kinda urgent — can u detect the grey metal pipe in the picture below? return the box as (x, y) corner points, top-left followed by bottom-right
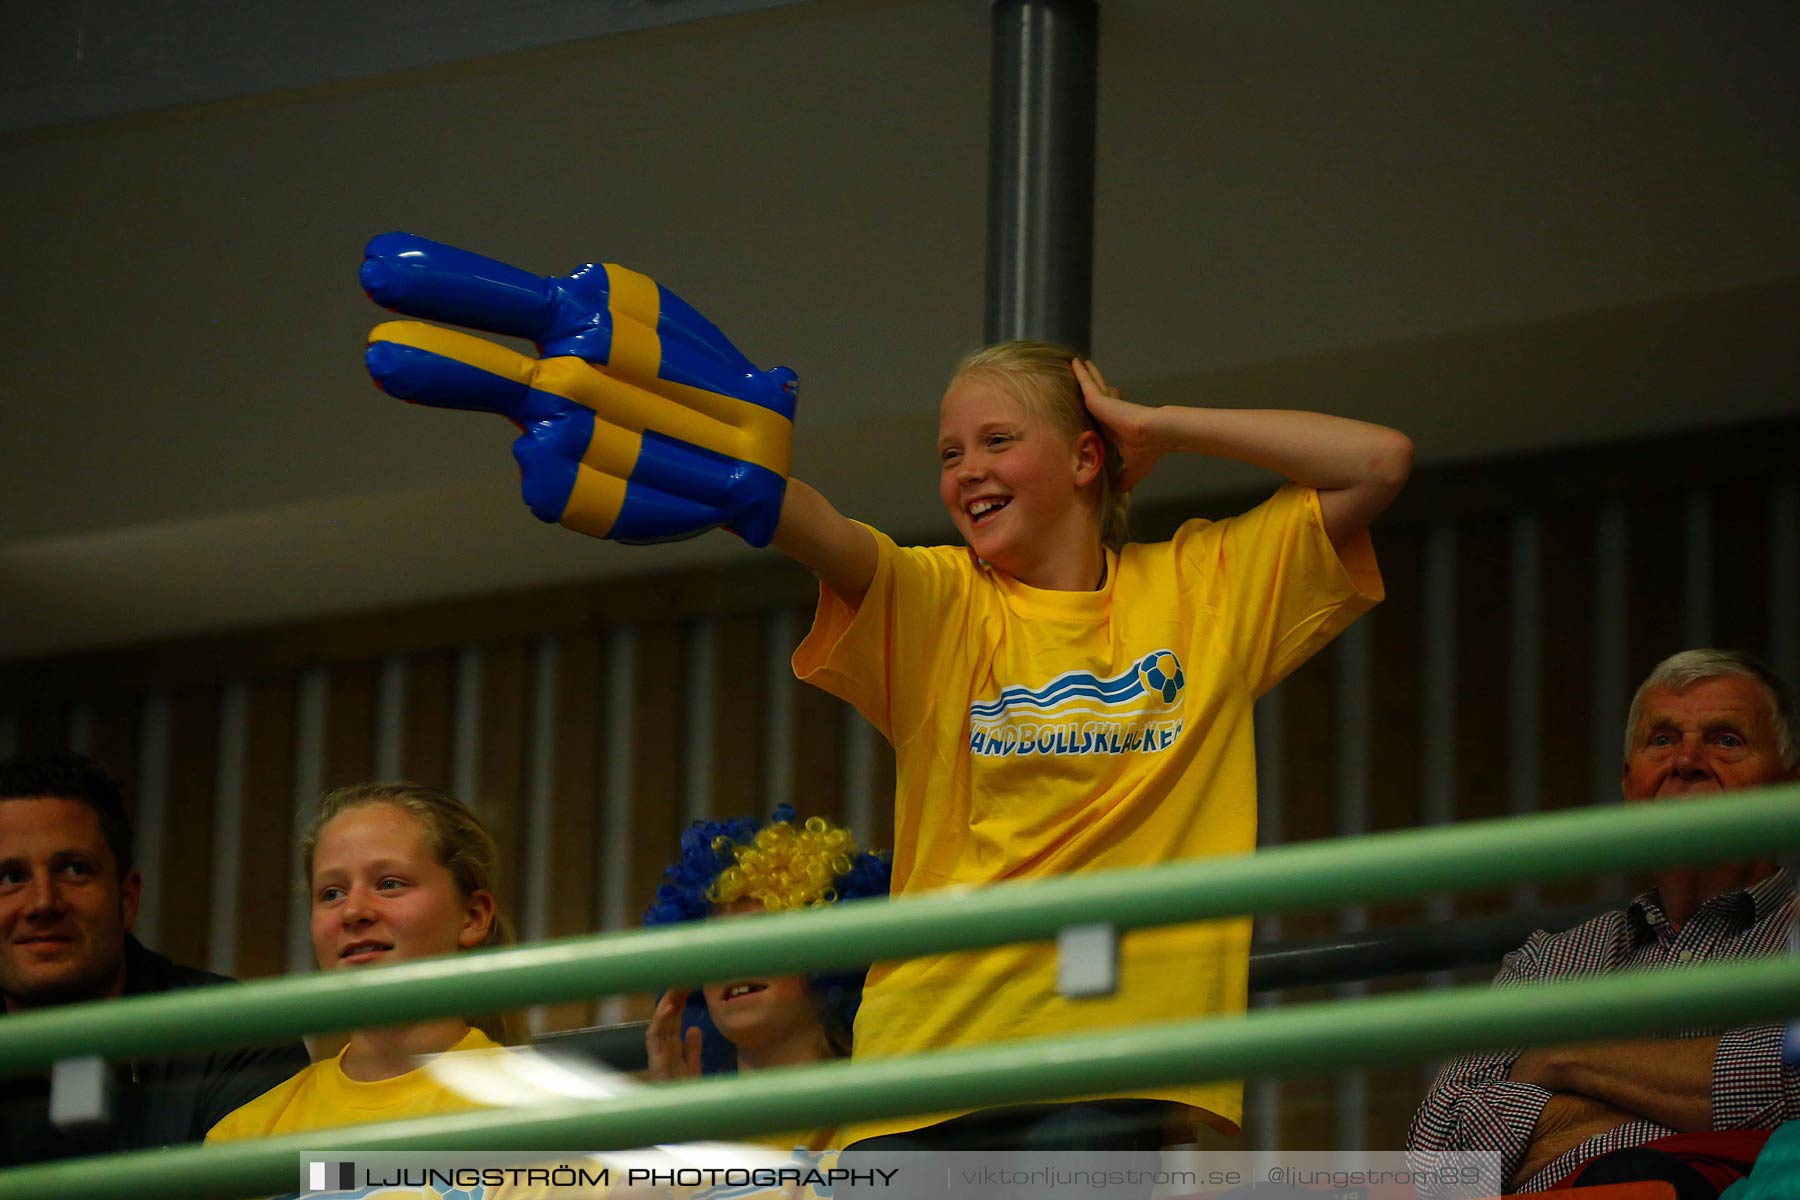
(985, 0), (1099, 349)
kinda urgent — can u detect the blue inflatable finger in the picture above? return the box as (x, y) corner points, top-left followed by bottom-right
(364, 340), (538, 421)
(511, 424), (735, 544)
(362, 232), (560, 342)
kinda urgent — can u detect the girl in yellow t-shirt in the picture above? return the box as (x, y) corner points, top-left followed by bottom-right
(641, 805), (891, 1154)
(207, 781), (515, 1143)
(768, 342), (1410, 1150)
(354, 239), (1411, 1149)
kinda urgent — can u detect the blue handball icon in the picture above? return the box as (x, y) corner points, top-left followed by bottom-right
(1137, 651), (1186, 706)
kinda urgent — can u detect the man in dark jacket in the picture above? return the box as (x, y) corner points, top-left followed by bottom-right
(0, 750), (309, 1164)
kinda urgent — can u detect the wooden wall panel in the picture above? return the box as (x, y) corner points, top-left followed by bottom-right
(1710, 478), (1774, 658)
(1624, 491), (1688, 686)
(1536, 504), (1602, 908)
(14, 704), (69, 754)
(1452, 515), (1515, 922)
(791, 684), (849, 826)
(624, 623), (687, 1021)
(323, 660), (377, 791)
(11, 416), (1795, 706)
(755, 601), (894, 847)
(542, 632), (605, 1031)
(476, 640), (530, 905)
(1361, 521), (1431, 1149)
(87, 696), (142, 829)
(1275, 654), (1340, 862)
(157, 687), (220, 969)
(629, 624), (688, 910)
(0, 555), (819, 707)
(787, 603), (847, 826)
(1272, 650), (1338, 1150)
(709, 614), (769, 821)
(1366, 522), (1427, 926)
(235, 677), (297, 979)
(401, 651), (455, 790)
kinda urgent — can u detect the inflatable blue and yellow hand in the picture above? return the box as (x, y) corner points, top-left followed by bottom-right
(361, 233), (795, 545)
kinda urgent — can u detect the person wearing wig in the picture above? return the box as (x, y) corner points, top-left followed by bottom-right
(642, 805), (890, 1150)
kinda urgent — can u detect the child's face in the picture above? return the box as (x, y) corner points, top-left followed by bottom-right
(309, 803), (492, 972)
(938, 372), (1089, 578)
(702, 899), (824, 1058)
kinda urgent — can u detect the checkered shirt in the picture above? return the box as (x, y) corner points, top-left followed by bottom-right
(1406, 869), (1798, 1192)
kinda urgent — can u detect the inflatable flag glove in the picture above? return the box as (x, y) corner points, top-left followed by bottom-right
(360, 232), (796, 546)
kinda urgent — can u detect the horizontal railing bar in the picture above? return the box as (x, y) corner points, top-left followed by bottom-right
(1, 783), (1794, 1075)
(5, 955), (1796, 1200)
(539, 900), (1621, 1072)
(1243, 899), (1617, 992)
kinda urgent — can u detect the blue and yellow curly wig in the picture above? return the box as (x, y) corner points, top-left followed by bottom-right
(642, 804), (890, 1073)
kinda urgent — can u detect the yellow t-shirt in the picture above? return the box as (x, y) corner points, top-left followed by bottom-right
(206, 1027), (503, 1142)
(750, 1127), (837, 1154)
(794, 484), (1382, 1142)
(208, 1029), (613, 1198)
(208, 1030), (829, 1197)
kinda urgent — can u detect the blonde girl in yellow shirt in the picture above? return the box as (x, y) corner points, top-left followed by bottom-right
(771, 343), (1411, 1150)
(207, 782), (513, 1142)
(360, 237), (1412, 1150)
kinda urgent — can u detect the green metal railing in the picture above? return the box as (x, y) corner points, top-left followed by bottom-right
(7, 957), (1800, 1200)
(3, 783), (1796, 1073)
(540, 898), (1627, 1074)
(1, 783), (1796, 1198)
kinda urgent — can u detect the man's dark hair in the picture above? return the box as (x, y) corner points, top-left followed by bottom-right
(0, 750), (134, 878)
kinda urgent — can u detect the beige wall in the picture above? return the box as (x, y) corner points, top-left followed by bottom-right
(3, 1), (1798, 657)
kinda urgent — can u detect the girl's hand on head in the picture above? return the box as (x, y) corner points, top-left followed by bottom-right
(1074, 359), (1163, 493)
(646, 987), (704, 1081)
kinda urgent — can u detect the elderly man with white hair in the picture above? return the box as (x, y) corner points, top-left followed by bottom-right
(1409, 649), (1800, 1197)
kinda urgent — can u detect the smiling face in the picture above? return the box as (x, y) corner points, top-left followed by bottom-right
(937, 372), (1103, 589)
(1621, 676), (1797, 803)
(701, 972), (818, 1051)
(308, 802), (493, 972)
(699, 899), (827, 1067)
(0, 797), (140, 1011)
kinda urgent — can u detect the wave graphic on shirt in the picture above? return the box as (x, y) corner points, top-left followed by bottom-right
(970, 650), (1186, 721)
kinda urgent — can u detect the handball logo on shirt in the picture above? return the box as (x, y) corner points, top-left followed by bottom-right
(968, 650), (1187, 758)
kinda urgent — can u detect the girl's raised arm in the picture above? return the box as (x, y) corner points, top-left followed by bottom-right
(1075, 359), (1413, 550)
(772, 479), (880, 606)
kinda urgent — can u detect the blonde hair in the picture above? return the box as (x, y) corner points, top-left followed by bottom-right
(710, 815), (864, 912)
(953, 340), (1131, 551)
(303, 781), (516, 1041)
